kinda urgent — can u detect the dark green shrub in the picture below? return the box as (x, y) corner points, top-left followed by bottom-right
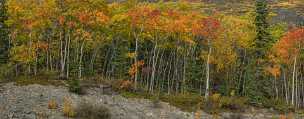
(76, 100), (111, 119)
(160, 93), (202, 112)
(203, 93), (221, 114)
(203, 94), (248, 113)
(219, 96), (248, 111)
(262, 98), (293, 112)
(111, 79), (134, 92)
(68, 79), (84, 95)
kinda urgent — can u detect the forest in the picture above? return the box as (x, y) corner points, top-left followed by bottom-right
(0, 0), (304, 115)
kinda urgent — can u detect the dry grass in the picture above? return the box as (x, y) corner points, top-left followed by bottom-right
(48, 99), (58, 109)
(63, 97), (75, 117)
(36, 111), (48, 119)
(76, 100), (111, 119)
(272, 1), (304, 8)
(194, 109), (202, 119)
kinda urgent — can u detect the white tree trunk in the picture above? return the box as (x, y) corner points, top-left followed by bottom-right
(292, 56), (297, 105)
(135, 36), (138, 89)
(78, 41), (85, 79)
(204, 46), (212, 100)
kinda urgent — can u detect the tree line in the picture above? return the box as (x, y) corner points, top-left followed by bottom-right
(1, 0), (304, 109)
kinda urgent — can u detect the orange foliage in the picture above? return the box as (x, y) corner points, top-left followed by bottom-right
(128, 60), (145, 78)
(128, 5), (160, 28)
(58, 16), (65, 26)
(265, 65), (281, 77)
(274, 28), (304, 63)
(33, 42), (49, 51)
(120, 80), (134, 91)
(96, 11), (109, 24)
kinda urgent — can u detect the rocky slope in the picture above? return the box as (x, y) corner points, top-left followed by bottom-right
(0, 83), (300, 119)
(0, 83), (195, 119)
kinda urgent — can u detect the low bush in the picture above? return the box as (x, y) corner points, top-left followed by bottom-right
(14, 76), (64, 86)
(220, 96), (248, 111)
(203, 94), (248, 113)
(194, 109), (202, 119)
(48, 99), (58, 109)
(121, 91), (153, 99)
(203, 93), (221, 114)
(160, 93), (202, 112)
(262, 98), (293, 112)
(68, 79), (84, 95)
(76, 100), (111, 119)
(63, 97), (76, 117)
(111, 79), (134, 92)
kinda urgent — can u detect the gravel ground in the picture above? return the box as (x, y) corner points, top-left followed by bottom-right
(0, 83), (302, 119)
(0, 83), (195, 119)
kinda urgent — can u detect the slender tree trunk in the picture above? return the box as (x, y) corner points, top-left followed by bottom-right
(60, 31), (65, 77)
(182, 50), (187, 94)
(66, 33), (70, 78)
(34, 54), (37, 75)
(275, 76), (278, 100)
(205, 41), (212, 101)
(292, 56), (297, 105)
(150, 42), (158, 93)
(78, 41), (85, 79)
(134, 36), (139, 90)
(284, 69), (288, 104)
(296, 70), (298, 108)
(167, 51), (173, 94)
(15, 64), (18, 76)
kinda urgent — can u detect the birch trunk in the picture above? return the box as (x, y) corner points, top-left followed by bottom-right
(205, 46), (212, 100)
(78, 41), (85, 79)
(292, 56), (297, 105)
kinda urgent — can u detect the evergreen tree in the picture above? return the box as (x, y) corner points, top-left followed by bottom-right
(254, 0), (272, 58)
(249, 0), (273, 102)
(0, 0), (9, 64)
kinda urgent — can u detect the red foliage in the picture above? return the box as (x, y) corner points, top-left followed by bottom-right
(192, 17), (221, 38)
(275, 28), (304, 62)
(58, 16), (65, 26)
(78, 11), (91, 24)
(128, 6), (161, 29)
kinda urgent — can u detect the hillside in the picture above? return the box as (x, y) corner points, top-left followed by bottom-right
(202, 0), (304, 24)
(0, 0), (304, 118)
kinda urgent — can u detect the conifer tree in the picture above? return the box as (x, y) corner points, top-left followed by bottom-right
(0, 0), (9, 64)
(254, 0), (272, 58)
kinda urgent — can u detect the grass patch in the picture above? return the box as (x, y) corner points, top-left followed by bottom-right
(121, 91), (202, 112)
(262, 98), (294, 113)
(120, 89), (250, 113)
(160, 93), (202, 112)
(121, 91), (153, 99)
(76, 100), (111, 119)
(14, 76), (65, 86)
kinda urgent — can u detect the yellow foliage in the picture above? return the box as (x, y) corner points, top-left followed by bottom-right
(265, 65), (281, 78)
(127, 52), (136, 58)
(211, 93), (221, 102)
